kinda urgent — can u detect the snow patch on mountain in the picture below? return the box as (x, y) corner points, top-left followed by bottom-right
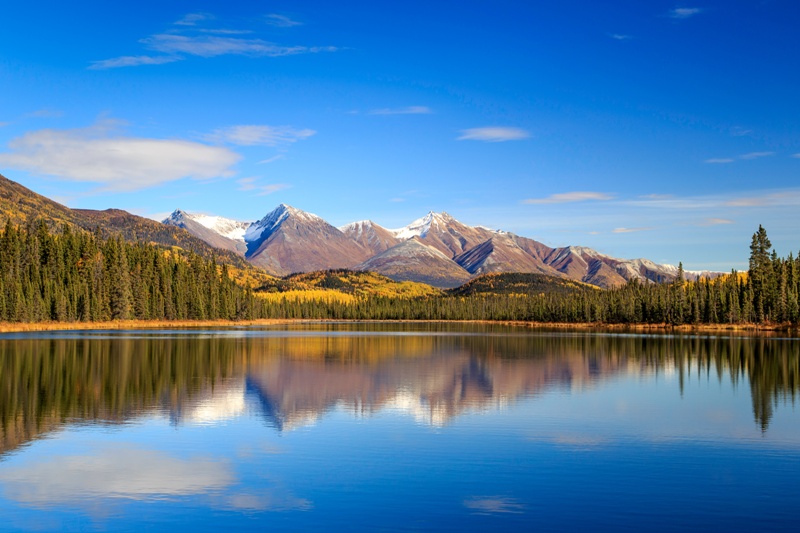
(163, 210), (251, 242)
(244, 204), (324, 243)
(190, 214), (250, 242)
(339, 220), (374, 238)
(390, 211), (455, 239)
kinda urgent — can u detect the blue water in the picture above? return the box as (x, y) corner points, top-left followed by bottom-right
(0, 324), (798, 531)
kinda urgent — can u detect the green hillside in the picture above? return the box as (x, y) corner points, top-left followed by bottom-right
(449, 272), (594, 297)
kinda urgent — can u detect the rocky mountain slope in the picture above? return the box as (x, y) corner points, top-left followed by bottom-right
(164, 204), (699, 288)
(356, 237), (473, 288)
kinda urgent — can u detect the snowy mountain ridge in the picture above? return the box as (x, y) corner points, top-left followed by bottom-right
(163, 204), (718, 287)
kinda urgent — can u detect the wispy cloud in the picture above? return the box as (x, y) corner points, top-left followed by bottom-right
(739, 151), (775, 160)
(0, 120), (240, 191)
(89, 55), (180, 69)
(174, 13), (213, 26)
(237, 178), (290, 196)
(0, 122), (9, 128)
(793, 154), (800, 159)
(91, 14), (336, 69)
(669, 7), (702, 19)
(724, 198), (768, 207)
(613, 227), (654, 233)
(207, 125), (315, 146)
(142, 34), (336, 58)
(698, 217), (734, 226)
(609, 34), (633, 40)
(258, 154), (285, 164)
(457, 127), (530, 142)
(199, 28), (254, 35)
(705, 152), (775, 164)
(522, 192), (614, 205)
(729, 126), (752, 137)
(265, 14), (303, 27)
(628, 189), (800, 210)
(369, 106), (433, 116)
(28, 109), (63, 118)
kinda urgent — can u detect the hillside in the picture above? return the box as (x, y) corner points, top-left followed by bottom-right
(449, 272), (594, 297)
(356, 238), (473, 288)
(0, 173), (264, 279)
(257, 269), (442, 299)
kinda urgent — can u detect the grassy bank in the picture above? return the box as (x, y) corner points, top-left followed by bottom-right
(0, 319), (797, 335)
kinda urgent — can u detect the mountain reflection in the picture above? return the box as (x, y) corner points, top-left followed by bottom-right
(1, 329), (799, 454)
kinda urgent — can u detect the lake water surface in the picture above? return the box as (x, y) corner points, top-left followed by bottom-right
(0, 323), (799, 531)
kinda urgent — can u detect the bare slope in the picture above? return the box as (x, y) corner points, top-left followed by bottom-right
(244, 204), (371, 276)
(356, 238), (472, 288)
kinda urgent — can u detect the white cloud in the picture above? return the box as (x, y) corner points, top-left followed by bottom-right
(200, 29), (254, 35)
(237, 178), (290, 196)
(704, 152), (775, 164)
(0, 122), (9, 127)
(142, 34), (336, 58)
(28, 109), (63, 118)
(457, 127), (530, 142)
(265, 14), (303, 27)
(258, 154), (285, 164)
(0, 448), (233, 505)
(89, 55), (179, 69)
(369, 106), (433, 115)
(739, 151), (775, 160)
(175, 13), (213, 26)
(628, 189), (800, 210)
(207, 125), (315, 146)
(698, 218), (734, 226)
(0, 120), (240, 191)
(669, 7), (702, 19)
(522, 192), (614, 204)
(609, 34), (633, 40)
(724, 198), (768, 207)
(613, 227), (654, 233)
(92, 17), (337, 69)
(793, 153), (800, 159)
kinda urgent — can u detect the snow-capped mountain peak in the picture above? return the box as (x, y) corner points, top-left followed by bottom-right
(163, 209), (250, 242)
(339, 220), (374, 237)
(244, 204), (325, 243)
(390, 211), (455, 239)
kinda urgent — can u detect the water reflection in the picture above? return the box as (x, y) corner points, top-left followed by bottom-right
(1, 328), (799, 456)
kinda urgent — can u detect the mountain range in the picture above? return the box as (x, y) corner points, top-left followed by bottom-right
(0, 172), (713, 290)
(164, 205), (711, 288)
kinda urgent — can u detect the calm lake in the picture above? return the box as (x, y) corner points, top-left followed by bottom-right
(0, 323), (799, 531)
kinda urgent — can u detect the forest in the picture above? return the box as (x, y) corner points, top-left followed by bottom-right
(0, 220), (797, 326)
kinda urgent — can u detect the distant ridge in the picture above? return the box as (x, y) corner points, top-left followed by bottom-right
(162, 203), (713, 288)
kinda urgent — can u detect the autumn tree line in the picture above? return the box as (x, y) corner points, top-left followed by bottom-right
(0, 221), (797, 325)
(0, 220), (264, 322)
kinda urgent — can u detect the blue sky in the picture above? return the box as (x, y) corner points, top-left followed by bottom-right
(1, 0), (799, 270)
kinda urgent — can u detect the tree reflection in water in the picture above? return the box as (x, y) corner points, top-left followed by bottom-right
(1, 327), (797, 454)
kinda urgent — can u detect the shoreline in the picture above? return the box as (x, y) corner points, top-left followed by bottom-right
(0, 318), (797, 335)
